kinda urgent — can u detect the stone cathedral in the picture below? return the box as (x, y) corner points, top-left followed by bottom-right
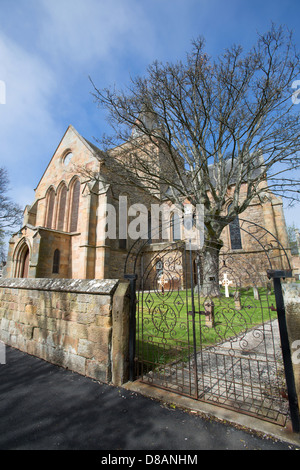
(4, 124), (290, 282)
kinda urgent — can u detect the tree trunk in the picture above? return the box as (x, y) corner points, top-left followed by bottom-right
(196, 239), (222, 298)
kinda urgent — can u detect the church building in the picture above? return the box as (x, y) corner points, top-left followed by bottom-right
(4, 124), (290, 283)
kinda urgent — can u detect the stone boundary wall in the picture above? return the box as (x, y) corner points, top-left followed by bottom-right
(0, 278), (130, 385)
(283, 283), (300, 411)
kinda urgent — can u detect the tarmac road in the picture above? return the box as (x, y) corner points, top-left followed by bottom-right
(0, 346), (299, 451)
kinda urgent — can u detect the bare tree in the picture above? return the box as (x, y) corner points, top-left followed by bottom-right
(89, 24), (300, 294)
(0, 167), (23, 259)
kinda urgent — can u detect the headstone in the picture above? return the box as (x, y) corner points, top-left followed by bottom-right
(204, 301), (215, 328)
(266, 281), (273, 295)
(253, 286), (260, 301)
(234, 290), (242, 310)
(219, 273), (233, 298)
(157, 274), (168, 294)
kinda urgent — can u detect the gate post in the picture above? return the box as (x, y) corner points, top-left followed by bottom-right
(267, 269), (300, 433)
(124, 273), (138, 382)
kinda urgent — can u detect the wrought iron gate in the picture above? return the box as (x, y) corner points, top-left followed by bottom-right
(124, 220), (300, 430)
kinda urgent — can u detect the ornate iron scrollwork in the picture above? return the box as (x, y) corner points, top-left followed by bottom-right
(127, 220), (292, 427)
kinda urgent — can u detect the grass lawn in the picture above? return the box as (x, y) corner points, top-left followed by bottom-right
(136, 286), (278, 367)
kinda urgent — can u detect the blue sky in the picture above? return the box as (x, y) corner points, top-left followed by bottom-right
(0, 0), (299, 231)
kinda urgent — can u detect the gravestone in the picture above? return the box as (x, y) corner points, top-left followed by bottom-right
(219, 273), (232, 298)
(234, 290), (242, 310)
(157, 274), (168, 294)
(266, 281), (273, 295)
(253, 286), (260, 301)
(204, 301), (215, 328)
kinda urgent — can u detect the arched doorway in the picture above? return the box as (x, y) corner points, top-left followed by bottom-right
(14, 241), (30, 279)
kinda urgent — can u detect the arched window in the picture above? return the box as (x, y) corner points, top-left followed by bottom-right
(171, 212), (181, 241)
(46, 188), (55, 229)
(70, 179), (80, 232)
(156, 258), (163, 277)
(52, 249), (60, 274)
(57, 185), (67, 231)
(63, 151), (73, 166)
(228, 204), (242, 250)
(21, 246), (30, 278)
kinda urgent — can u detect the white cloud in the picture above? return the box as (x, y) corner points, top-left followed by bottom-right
(0, 1), (156, 211)
(0, 32), (61, 205)
(0, 34), (55, 127)
(38, 0), (157, 68)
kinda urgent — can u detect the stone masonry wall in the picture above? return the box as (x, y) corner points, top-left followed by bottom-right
(0, 278), (130, 385)
(283, 283), (300, 412)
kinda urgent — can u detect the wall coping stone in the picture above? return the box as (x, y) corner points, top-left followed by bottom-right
(0, 278), (119, 295)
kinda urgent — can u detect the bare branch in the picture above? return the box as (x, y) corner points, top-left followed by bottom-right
(87, 24), (300, 240)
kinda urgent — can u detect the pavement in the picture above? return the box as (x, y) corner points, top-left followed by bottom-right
(0, 346), (299, 451)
